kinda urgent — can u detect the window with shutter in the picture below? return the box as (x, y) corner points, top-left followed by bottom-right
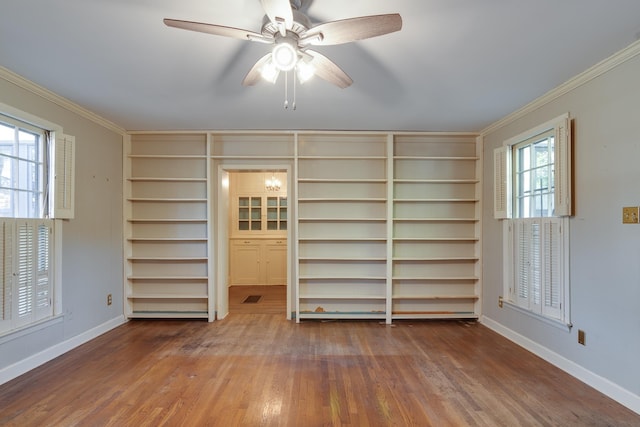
(0, 103), (67, 335)
(495, 114), (571, 325)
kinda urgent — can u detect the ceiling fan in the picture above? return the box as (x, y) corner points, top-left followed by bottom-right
(164, 0), (402, 89)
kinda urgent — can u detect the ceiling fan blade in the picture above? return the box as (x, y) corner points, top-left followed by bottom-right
(300, 14), (402, 46)
(164, 19), (269, 42)
(306, 50), (352, 88)
(242, 53), (272, 86)
(260, 0), (293, 30)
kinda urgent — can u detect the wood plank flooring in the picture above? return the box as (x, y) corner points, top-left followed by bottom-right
(1, 291), (638, 426)
(228, 285), (287, 315)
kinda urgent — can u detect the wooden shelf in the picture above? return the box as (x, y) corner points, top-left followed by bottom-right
(298, 198), (387, 202)
(128, 294), (208, 299)
(128, 257), (208, 262)
(394, 156), (479, 161)
(127, 218), (206, 223)
(298, 156), (386, 160)
(129, 312), (209, 319)
(127, 237), (208, 242)
(299, 295), (386, 300)
(393, 199), (479, 203)
(128, 177), (206, 182)
(298, 218), (387, 222)
(298, 178), (387, 183)
(129, 154), (207, 159)
(127, 276), (208, 280)
(299, 276), (387, 281)
(127, 198), (207, 203)
(392, 276), (479, 281)
(393, 179), (479, 184)
(393, 218), (478, 222)
(392, 295), (479, 300)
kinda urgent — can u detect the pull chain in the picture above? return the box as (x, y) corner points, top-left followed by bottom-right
(284, 71), (289, 109)
(293, 69), (297, 110)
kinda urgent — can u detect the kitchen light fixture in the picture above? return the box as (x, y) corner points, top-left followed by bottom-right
(265, 176), (282, 191)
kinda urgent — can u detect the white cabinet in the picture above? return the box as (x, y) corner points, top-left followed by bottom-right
(229, 239), (287, 285)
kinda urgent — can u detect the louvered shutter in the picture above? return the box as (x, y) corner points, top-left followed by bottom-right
(514, 220), (530, 308)
(530, 220), (542, 313)
(0, 221), (13, 325)
(16, 222), (35, 326)
(53, 133), (75, 219)
(493, 146), (510, 219)
(34, 222), (51, 321)
(554, 117), (572, 216)
(542, 219), (562, 319)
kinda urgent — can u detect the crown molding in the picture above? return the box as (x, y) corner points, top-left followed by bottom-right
(481, 39), (640, 136)
(0, 66), (126, 136)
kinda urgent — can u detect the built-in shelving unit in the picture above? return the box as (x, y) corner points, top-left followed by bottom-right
(124, 133), (211, 319)
(391, 134), (480, 320)
(124, 131), (480, 323)
(296, 134), (389, 321)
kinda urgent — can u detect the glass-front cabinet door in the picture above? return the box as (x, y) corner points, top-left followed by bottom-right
(238, 196), (262, 231)
(267, 196), (287, 231)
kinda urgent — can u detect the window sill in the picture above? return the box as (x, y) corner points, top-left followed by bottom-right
(0, 315), (64, 345)
(503, 300), (572, 332)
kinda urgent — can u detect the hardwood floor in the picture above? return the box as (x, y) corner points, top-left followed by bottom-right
(228, 285), (287, 315)
(1, 294), (638, 426)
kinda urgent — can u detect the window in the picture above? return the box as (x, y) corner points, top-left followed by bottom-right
(494, 114), (571, 325)
(0, 116), (47, 218)
(0, 105), (75, 335)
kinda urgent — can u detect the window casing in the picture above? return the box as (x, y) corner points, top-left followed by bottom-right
(0, 105), (74, 335)
(494, 114), (571, 325)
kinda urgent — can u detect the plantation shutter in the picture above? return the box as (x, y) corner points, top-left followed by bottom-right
(16, 222), (35, 327)
(493, 146), (510, 219)
(53, 133), (75, 219)
(14, 220), (53, 328)
(554, 117), (572, 216)
(0, 221), (14, 325)
(530, 220), (542, 313)
(543, 219), (562, 319)
(514, 220), (530, 308)
(34, 223), (51, 321)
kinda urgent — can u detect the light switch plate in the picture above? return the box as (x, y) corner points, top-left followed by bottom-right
(622, 206), (639, 224)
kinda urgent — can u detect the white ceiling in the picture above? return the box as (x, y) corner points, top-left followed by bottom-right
(2, 0), (640, 132)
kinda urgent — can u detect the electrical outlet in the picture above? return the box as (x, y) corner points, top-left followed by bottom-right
(578, 329), (586, 345)
(622, 206), (639, 224)
(498, 296), (503, 308)
(107, 294), (112, 306)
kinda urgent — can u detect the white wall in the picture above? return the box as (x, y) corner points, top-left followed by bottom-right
(0, 70), (125, 378)
(481, 46), (640, 410)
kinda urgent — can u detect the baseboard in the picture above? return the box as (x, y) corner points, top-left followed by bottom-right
(0, 315), (126, 386)
(480, 315), (640, 415)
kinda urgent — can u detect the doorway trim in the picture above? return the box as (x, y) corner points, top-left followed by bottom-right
(215, 164), (292, 320)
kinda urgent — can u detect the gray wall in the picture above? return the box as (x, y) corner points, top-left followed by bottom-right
(0, 76), (124, 370)
(482, 53), (640, 396)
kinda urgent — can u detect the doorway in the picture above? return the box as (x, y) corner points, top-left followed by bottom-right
(216, 168), (290, 317)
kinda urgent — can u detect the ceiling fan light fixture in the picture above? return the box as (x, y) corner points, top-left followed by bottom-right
(260, 59), (280, 83)
(272, 39), (298, 71)
(296, 60), (315, 84)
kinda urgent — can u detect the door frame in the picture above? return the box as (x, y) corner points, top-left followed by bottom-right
(215, 164), (292, 320)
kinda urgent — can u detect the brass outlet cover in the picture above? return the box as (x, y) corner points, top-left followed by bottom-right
(622, 206), (639, 224)
(578, 329), (586, 345)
